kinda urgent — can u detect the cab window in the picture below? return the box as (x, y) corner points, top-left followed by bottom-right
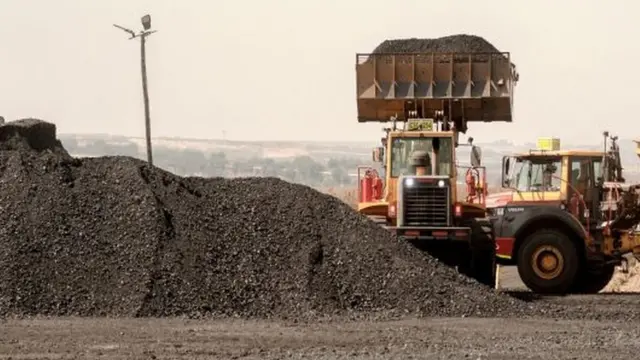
(390, 137), (453, 177)
(514, 157), (562, 192)
(437, 138), (453, 176)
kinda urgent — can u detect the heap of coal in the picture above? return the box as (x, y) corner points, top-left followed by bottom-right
(0, 119), (549, 320)
(369, 34), (514, 67)
(372, 34), (501, 54)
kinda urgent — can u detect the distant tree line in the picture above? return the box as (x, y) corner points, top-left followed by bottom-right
(61, 138), (365, 187)
(60, 137), (640, 188)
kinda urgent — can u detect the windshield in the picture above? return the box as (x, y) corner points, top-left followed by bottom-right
(390, 137), (453, 177)
(513, 157), (562, 192)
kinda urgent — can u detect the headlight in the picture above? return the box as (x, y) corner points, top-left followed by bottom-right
(437, 180), (445, 187)
(405, 178), (415, 187)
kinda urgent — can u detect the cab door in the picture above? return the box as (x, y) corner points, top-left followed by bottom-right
(567, 156), (596, 224)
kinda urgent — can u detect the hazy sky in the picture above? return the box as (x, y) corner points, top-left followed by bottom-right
(0, 0), (636, 144)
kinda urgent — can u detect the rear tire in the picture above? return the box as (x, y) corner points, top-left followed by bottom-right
(571, 263), (616, 294)
(517, 229), (579, 294)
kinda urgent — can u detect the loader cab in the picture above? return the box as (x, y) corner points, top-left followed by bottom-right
(360, 118), (483, 224)
(358, 121), (456, 222)
(501, 149), (604, 223)
(378, 119), (456, 221)
(389, 135), (454, 178)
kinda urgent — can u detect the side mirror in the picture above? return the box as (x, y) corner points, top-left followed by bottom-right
(470, 145), (482, 167)
(372, 147), (384, 162)
(502, 157), (511, 188)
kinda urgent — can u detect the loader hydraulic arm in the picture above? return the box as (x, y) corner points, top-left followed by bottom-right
(603, 183), (640, 232)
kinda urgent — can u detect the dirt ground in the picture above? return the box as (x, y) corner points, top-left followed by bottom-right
(2, 314), (640, 360)
(3, 266), (640, 359)
(0, 268), (640, 360)
(4, 266), (640, 360)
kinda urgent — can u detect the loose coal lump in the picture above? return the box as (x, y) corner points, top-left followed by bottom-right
(0, 119), (550, 320)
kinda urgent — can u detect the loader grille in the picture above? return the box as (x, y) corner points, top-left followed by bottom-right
(401, 179), (450, 227)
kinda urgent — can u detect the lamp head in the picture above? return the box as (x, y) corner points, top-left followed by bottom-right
(141, 14), (151, 31)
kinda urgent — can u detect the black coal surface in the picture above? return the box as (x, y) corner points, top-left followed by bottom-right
(372, 34), (501, 54)
(368, 34), (515, 66)
(0, 119), (559, 320)
(134, 170), (533, 319)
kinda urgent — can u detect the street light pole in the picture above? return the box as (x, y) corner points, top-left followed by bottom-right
(139, 33), (153, 166)
(114, 15), (157, 166)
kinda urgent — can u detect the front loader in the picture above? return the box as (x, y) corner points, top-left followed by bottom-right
(488, 133), (640, 294)
(354, 49), (519, 286)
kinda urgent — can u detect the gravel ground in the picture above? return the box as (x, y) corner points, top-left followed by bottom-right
(2, 312), (640, 360)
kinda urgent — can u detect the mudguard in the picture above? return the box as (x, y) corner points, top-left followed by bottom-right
(493, 204), (587, 260)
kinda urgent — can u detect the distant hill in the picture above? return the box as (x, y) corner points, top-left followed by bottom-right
(57, 134), (640, 186)
(59, 134), (372, 162)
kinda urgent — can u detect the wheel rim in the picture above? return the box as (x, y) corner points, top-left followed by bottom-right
(531, 245), (564, 280)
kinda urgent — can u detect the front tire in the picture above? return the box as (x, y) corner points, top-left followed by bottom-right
(517, 229), (579, 294)
(459, 218), (496, 288)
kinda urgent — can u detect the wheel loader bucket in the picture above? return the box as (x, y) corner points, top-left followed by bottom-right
(356, 52), (517, 123)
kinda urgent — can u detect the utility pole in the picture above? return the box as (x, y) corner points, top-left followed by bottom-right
(114, 15), (157, 166)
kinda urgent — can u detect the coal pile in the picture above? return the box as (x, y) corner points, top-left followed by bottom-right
(0, 119), (545, 320)
(369, 34), (514, 66)
(0, 128), (166, 316)
(372, 34), (501, 54)
(134, 171), (535, 319)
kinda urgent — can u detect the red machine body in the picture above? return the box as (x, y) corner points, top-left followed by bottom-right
(372, 175), (383, 200)
(466, 171), (477, 197)
(462, 167), (487, 206)
(359, 168), (383, 203)
(361, 175), (373, 202)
